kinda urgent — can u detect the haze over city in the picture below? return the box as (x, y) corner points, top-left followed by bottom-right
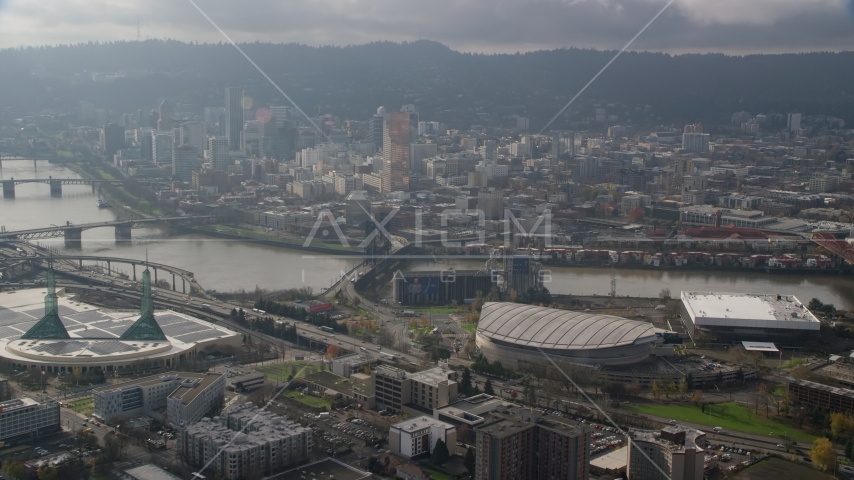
(2, 1), (854, 480)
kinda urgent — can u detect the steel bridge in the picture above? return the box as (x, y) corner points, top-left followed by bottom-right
(1, 176), (126, 197)
(811, 232), (854, 264)
(0, 216), (214, 246)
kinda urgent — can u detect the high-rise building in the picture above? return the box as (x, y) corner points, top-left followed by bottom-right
(172, 145), (201, 181)
(681, 132), (710, 153)
(137, 128), (154, 162)
(627, 426), (706, 480)
(157, 99), (173, 131)
(372, 365), (458, 413)
(180, 122), (207, 153)
(152, 131), (174, 166)
(475, 410), (590, 480)
(241, 120), (262, 156)
(369, 106), (386, 150)
(478, 191), (503, 220)
(683, 123), (703, 133)
(207, 136), (230, 171)
(788, 113), (802, 132)
(409, 143), (438, 174)
(225, 87), (245, 151)
(101, 123), (126, 158)
(382, 112), (410, 194)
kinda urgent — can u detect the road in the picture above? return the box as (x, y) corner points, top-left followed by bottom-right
(59, 407), (174, 464)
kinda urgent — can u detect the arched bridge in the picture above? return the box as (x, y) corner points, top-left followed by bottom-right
(0, 216), (214, 246)
(811, 232), (854, 264)
(1, 177), (125, 197)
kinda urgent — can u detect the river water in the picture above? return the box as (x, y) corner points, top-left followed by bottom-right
(4, 161), (854, 308)
(0, 161), (358, 293)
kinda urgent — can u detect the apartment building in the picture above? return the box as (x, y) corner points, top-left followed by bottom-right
(372, 365), (458, 413)
(389, 416), (456, 459)
(179, 402), (312, 480)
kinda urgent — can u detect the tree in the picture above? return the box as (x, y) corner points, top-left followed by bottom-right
(658, 288), (671, 301)
(37, 466), (58, 480)
(810, 438), (836, 472)
(2, 461), (25, 480)
(326, 344), (341, 358)
(690, 390), (703, 405)
(432, 439), (450, 466)
(460, 368), (473, 395)
(484, 379), (495, 395)
(651, 380), (661, 400)
(464, 447), (476, 474)
(678, 377), (689, 397)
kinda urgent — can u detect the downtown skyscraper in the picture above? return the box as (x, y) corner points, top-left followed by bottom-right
(224, 87), (244, 151)
(382, 112), (410, 194)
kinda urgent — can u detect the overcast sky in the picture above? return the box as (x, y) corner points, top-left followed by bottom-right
(1, 0), (853, 54)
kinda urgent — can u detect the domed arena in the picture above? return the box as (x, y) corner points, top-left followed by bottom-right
(475, 302), (661, 368)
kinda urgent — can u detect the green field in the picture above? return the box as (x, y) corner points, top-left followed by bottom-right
(625, 402), (818, 443)
(255, 362), (321, 382)
(69, 397), (95, 415)
(284, 390), (332, 409)
(462, 323), (477, 334)
(424, 467), (451, 480)
(409, 307), (463, 315)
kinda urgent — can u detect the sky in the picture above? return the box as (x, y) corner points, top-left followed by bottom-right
(1, 0), (853, 54)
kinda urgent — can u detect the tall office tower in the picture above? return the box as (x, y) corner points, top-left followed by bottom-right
(225, 87), (244, 151)
(180, 122), (207, 153)
(152, 131), (174, 166)
(552, 132), (562, 162)
(681, 132), (710, 153)
(788, 113), (802, 132)
(172, 145), (201, 181)
(101, 123), (126, 158)
(269, 106), (289, 127)
(382, 112), (410, 194)
(401, 104), (419, 142)
(207, 136), (230, 171)
(369, 106), (386, 150)
(241, 120), (262, 156)
(149, 110), (160, 130)
(683, 123), (703, 133)
(157, 99), (173, 131)
(137, 128), (154, 162)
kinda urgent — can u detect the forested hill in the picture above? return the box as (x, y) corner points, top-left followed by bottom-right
(2, 39), (852, 129)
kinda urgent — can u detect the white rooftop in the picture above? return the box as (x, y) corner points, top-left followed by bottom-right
(681, 292), (820, 331)
(390, 415), (454, 434)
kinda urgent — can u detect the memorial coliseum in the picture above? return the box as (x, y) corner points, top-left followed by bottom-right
(476, 302), (662, 368)
(0, 269), (240, 374)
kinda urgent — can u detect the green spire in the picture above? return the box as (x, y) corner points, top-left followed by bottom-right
(119, 267), (167, 341)
(21, 270), (71, 340)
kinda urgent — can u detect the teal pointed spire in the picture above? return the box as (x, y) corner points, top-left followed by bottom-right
(119, 265), (166, 341)
(21, 269), (71, 340)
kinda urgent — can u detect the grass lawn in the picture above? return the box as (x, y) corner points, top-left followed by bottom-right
(410, 306), (463, 315)
(423, 468), (451, 480)
(284, 390), (332, 409)
(69, 397), (95, 415)
(461, 323), (477, 334)
(625, 402), (818, 443)
(255, 362), (320, 382)
(777, 359), (807, 370)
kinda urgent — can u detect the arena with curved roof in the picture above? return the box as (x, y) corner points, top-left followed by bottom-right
(476, 302), (662, 368)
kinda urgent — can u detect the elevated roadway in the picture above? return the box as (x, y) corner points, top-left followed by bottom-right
(0, 216), (213, 246)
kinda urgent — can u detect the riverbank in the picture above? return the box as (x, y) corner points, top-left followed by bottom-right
(172, 225), (365, 256)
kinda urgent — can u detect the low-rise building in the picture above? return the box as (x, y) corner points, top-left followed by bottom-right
(389, 415), (456, 459)
(627, 426), (706, 480)
(93, 372), (225, 427)
(787, 377), (854, 414)
(0, 398), (60, 444)
(332, 353), (375, 378)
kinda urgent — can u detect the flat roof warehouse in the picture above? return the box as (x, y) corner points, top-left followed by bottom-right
(680, 292), (820, 330)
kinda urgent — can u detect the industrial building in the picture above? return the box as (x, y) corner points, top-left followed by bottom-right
(628, 426), (706, 480)
(392, 270), (493, 305)
(389, 416), (456, 459)
(93, 372), (225, 427)
(476, 302), (661, 368)
(179, 402), (312, 480)
(0, 398), (60, 444)
(680, 292), (820, 345)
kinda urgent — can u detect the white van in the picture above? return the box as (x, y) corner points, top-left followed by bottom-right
(360, 347), (367, 352)
(713, 427), (723, 432)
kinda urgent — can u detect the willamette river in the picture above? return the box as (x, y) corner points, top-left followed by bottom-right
(4, 160), (854, 307)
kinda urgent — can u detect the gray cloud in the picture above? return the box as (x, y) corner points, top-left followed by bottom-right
(0, 0), (852, 53)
